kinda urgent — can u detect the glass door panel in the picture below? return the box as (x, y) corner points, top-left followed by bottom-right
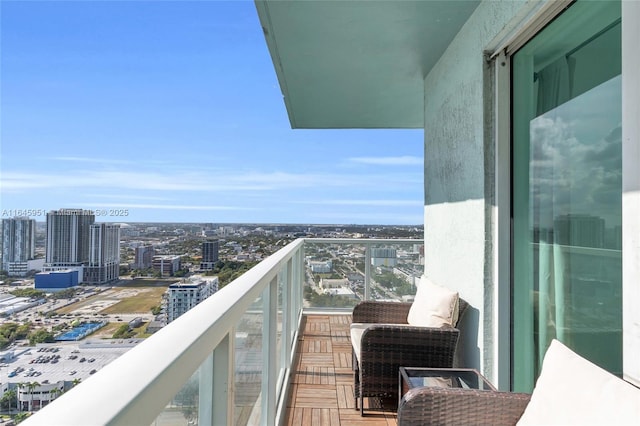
(512, 0), (622, 392)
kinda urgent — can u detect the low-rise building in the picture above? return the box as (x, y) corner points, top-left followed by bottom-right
(0, 294), (42, 316)
(166, 276), (219, 323)
(308, 260), (332, 273)
(319, 278), (349, 291)
(152, 255), (181, 277)
(35, 269), (80, 291)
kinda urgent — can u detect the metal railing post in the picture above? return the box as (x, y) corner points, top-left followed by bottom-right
(364, 243), (372, 301)
(262, 277), (278, 425)
(201, 332), (233, 426)
(283, 259), (292, 374)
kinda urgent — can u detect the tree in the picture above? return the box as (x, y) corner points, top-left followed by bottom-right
(53, 387), (64, 399)
(16, 383), (25, 412)
(16, 324), (30, 339)
(50, 288), (77, 299)
(0, 335), (10, 350)
(10, 289), (45, 299)
(13, 411), (29, 424)
(1, 388), (16, 412)
(112, 324), (134, 339)
(28, 329), (55, 346)
(25, 382), (39, 411)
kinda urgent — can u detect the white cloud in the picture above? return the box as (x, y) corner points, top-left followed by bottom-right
(82, 194), (171, 201)
(49, 156), (134, 165)
(81, 203), (252, 211)
(296, 199), (421, 207)
(348, 156), (422, 166)
(1, 168), (421, 193)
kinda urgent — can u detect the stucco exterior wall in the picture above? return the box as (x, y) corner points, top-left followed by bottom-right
(422, 0), (528, 382)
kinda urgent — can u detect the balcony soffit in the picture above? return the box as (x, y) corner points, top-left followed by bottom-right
(255, 0), (480, 129)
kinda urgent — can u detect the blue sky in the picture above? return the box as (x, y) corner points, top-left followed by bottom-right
(0, 1), (423, 225)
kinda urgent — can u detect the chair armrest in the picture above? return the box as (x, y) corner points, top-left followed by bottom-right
(352, 301), (412, 324)
(360, 324), (460, 369)
(398, 387), (531, 426)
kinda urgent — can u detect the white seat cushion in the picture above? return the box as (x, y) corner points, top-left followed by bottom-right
(350, 323), (369, 363)
(517, 339), (640, 425)
(350, 323), (413, 362)
(407, 276), (459, 328)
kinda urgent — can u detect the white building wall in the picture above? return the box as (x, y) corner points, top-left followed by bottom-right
(622, 0), (640, 387)
(422, 0), (528, 387)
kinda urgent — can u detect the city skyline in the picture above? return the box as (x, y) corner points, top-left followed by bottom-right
(0, 1), (423, 225)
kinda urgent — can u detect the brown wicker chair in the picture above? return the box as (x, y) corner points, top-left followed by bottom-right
(351, 299), (468, 415)
(397, 386), (531, 425)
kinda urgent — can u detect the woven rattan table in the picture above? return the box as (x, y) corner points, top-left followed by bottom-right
(397, 367), (530, 425)
(399, 367), (496, 407)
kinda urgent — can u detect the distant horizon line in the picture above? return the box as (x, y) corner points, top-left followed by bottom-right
(27, 221), (423, 228)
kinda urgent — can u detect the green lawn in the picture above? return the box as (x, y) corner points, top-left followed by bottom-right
(55, 286), (167, 315)
(100, 287), (167, 314)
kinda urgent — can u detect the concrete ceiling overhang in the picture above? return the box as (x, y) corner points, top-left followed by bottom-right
(255, 0), (480, 129)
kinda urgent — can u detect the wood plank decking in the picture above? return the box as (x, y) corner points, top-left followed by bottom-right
(284, 314), (397, 426)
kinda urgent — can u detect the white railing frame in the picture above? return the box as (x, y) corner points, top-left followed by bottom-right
(22, 238), (421, 426)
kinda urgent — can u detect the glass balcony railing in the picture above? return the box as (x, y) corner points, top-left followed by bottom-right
(22, 238), (422, 426)
(303, 238), (424, 309)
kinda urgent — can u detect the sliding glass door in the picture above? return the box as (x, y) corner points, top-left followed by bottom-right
(512, 1), (622, 391)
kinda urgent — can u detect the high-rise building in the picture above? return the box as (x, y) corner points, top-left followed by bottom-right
(166, 276), (219, 323)
(200, 240), (219, 270)
(134, 245), (155, 270)
(1, 217), (36, 276)
(84, 223), (121, 285)
(44, 209), (95, 269)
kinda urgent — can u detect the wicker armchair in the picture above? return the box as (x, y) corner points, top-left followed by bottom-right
(397, 387), (531, 425)
(351, 299), (468, 415)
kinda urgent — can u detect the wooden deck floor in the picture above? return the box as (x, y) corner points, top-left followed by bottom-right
(284, 314), (397, 426)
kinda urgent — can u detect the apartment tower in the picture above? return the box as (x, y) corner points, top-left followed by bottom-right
(1, 217), (36, 276)
(45, 209), (95, 268)
(134, 245), (155, 270)
(84, 223), (121, 284)
(200, 239), (219, 270)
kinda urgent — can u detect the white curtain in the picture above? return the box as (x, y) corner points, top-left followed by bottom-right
(532, 55), (574, 368)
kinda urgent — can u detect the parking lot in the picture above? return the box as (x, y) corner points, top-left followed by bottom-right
(1, 340), (140, 386)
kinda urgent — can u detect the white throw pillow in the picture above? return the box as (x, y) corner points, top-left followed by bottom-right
(406, 276), (459, 327)
(517, 339), (640, 425)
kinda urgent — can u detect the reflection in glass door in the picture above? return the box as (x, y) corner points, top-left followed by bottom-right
(512, 1), (622, 392)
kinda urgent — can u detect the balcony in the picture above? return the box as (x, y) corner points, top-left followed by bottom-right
(23, 238), (420, 425)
